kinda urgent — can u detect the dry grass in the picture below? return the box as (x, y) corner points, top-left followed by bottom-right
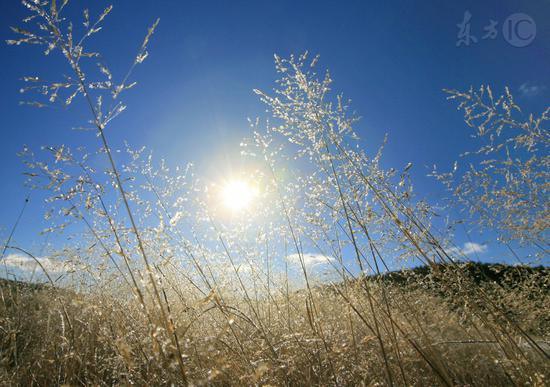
(1, 265), (548, 386)
(2, 2), (549, 386)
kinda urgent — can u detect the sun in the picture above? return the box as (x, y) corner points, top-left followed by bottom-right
(220, 179), (258, 212)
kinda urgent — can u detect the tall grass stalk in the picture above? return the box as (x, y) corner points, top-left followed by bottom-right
(2, 2), (548, 386)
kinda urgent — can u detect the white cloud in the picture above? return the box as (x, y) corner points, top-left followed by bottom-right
(519, 82), (545, 98)
(286, 253), (335, 268)
(447, 242), (487, 257)
(2, 253), (73, 274)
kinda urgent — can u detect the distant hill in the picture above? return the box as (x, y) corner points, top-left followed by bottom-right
(373, 261), (549, 292)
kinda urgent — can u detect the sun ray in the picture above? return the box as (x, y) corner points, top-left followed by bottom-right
(219, 179), (258, 212)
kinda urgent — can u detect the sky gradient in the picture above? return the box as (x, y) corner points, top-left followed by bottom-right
(0, 0), (548, 264)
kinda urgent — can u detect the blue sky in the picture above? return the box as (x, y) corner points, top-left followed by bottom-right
(0, 0), (548, 266)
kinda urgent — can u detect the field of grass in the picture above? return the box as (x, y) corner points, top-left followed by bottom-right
(1, 1), (549, 386)
(1, 263), (548, 385)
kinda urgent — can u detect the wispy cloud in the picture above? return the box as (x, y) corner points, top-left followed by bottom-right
(447, 242), (487, 257)
(519, 82), (545, 98)
(2, 253), (73, 274)
(286, 253), (335, 268)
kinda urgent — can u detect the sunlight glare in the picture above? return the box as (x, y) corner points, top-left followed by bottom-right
(220, 179), (258, 212)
